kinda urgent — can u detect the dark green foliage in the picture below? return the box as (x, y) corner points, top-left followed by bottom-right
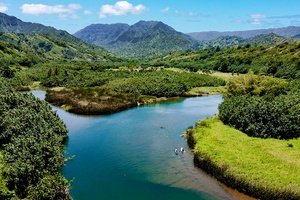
(0, 79), (70, 199)
(219, 76), (300, 139)
(104, 70), (225, 97)
(219, 93), (300, 139)
(1, 66), (14, 78)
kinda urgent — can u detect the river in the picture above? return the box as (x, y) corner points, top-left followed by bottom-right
(32, 90), (244, 200)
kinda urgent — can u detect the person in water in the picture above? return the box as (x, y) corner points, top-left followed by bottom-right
(180, 147), (184, 152)
(174, 149), (179, 154)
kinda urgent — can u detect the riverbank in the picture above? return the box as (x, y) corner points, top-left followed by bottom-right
(45, 86), (224, 115)
(184, 117), (300, 200)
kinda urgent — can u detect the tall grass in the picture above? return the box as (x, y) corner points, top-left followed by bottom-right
(45, 87), (157, 115)
(184, 117), (300, 199)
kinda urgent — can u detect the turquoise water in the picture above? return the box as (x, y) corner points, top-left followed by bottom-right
(32, 91), (237, 200)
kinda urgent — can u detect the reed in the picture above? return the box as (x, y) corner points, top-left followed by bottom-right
(45, 87), (158, 115)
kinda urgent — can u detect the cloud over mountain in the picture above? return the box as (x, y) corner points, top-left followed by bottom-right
(99, 1), (146, 18)
(0, 3), (8, 13)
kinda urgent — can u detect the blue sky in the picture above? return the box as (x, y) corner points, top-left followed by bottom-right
(1, 0), (300, 34)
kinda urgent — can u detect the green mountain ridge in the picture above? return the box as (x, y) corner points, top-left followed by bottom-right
(74, 20), (197, 58)
(0, 12), (115, 61)
(187, 26), (300, 41)
(192, 33), (300, 49)
(73, 23), (130, 47)
(75, 20), (300, 58)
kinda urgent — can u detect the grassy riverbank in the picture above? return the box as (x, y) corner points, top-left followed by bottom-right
(45, 85), (225, 115)
(184, 117), (300, 200)
(43, 70), (225, 115)
(45, 87), (157, 115)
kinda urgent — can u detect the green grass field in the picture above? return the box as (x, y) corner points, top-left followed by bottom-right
(184, 86), (225, 96)
(185, 117), (300, 199)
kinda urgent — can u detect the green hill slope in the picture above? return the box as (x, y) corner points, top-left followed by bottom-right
(0, 12), (114, 61)
(149, 41), (300, 79)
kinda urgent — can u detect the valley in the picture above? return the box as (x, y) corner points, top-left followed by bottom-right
(0, 11), (299, 200)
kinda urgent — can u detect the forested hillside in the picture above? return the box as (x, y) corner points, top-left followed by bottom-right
(190, 33), (299, 50)
(187, 25), (300, 41)
(0, 12), (113, 60)
(150, 42), (300, 79)
(0, 32), (113, 64)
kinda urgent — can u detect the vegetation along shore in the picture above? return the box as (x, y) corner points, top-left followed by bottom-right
(44, 69), (225, 115)
(184, 74), (300, 199)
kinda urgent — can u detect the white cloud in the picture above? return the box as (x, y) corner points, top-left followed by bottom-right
(59, 13), (79, 20)
(21, 3), (82, 15)
(99, 1), (146, 18)
(84, 10), (92, 15)
(188, 12), (198, 17)
(58, 13), (68, 20)
(0, 3), (8, 12)
(161, 7), (169, 13)
(174, 10), (182, 15)
(250, 14), (266, 24)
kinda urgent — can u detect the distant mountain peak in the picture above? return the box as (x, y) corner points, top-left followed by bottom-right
(74, 20), (197, 58)
(73, 23), (130, 45)
(187, 26), (300, 41)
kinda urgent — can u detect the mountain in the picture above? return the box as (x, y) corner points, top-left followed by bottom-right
(244, 33), (298, 46)
(74, 23), (130, 47)
(74, 20), (197, 58)
(188, 26), (300, 41)
(0, 12), (63, 34)
(0, 12), (113, 59)
(192, 33), (299, 49)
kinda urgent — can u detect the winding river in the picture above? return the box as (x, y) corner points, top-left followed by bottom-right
(32, 90), (244, 200)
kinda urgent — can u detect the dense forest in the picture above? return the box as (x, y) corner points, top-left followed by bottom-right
(0, 79), (70, 199)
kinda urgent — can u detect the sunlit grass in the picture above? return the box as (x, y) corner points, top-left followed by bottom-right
(186, 117), (300, 198)
(184, 86), (225, 96)
(210, 71), (236, 81)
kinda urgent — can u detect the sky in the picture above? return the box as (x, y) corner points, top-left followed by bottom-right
(1, 0), (300, 34)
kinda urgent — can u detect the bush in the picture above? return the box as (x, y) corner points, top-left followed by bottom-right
(219, 92), (300, 139)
